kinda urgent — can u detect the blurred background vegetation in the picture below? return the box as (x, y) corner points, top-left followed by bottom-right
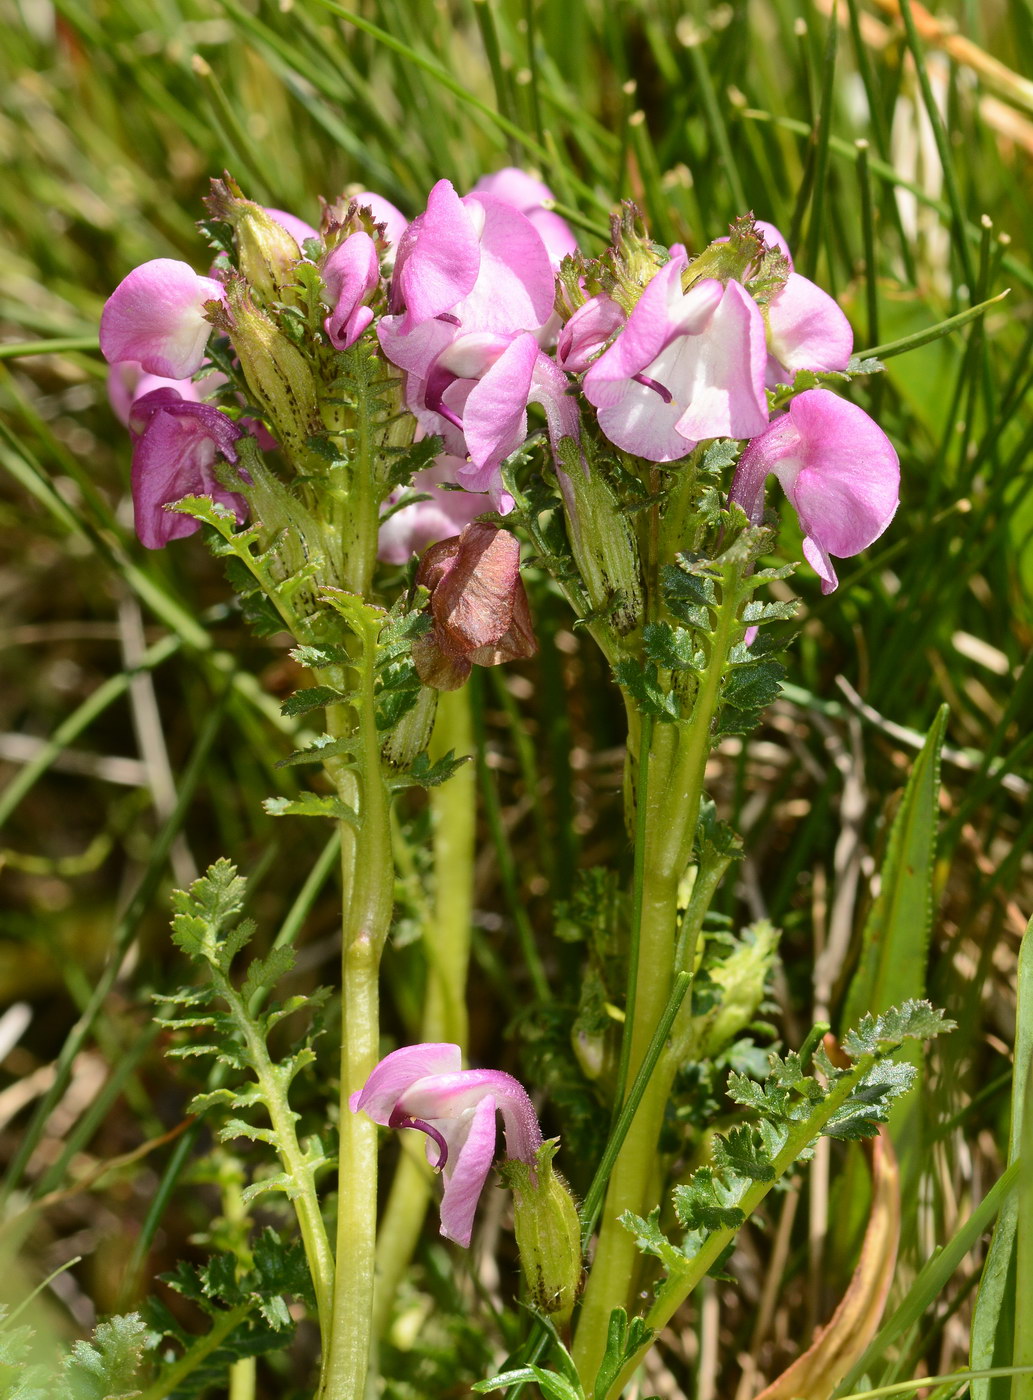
(0, 0), (1030, 1395)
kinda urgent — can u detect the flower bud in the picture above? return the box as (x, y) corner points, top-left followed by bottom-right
(501, 1139), (582, 1331)
(381, 684), (438, 769)
(210, 276), (319, 466)
(206, 174), (308, 305)
(555, 439), (643, 634)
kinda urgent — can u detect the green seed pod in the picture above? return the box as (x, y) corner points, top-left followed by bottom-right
(501, 1139), (583, 1332)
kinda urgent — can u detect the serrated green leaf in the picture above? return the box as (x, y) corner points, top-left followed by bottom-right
(620, 1208), (693, 1275)
(61, 1313), (153, 1400)
(263, 793), (358, 823)
(387, 748), (471, 792)
(275, 733), (361, 769)
(841, 1001), (955, 1057)
(673, 1167), (746, 1231)
(712, 1125), (775, 1181)
(721, 658), (785, 711)
(613, 659), (680, 720)
(280, 685), (346, 717)
(643, 621), (697, 670)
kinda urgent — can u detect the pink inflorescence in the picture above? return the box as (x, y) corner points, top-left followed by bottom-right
(100, 179), (897, 590)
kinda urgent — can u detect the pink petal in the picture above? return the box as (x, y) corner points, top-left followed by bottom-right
(767, 272), (853, 375)
(377, 458), (489, 564)
(470, 167), (578, 266)
(438, 1094), (498, 1246)
(730, 389), (899, 594)
(349, 1042), (462, 1122)
(461, 332), (539, 477)
(129, 390), (244, 550)
(323, 232), (380, 349)
(670, 279), (769, 442)
(100, 259), (223, 379)
(460, 193), (557, 333)
(394, 179), (481, 330)
(107, 362), (207, 427)
(556, 294), (626, 373)
(583, 251), (690, 399)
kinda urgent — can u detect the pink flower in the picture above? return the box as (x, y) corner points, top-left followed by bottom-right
(377, 457), (489, 564)
(469, 167), (578, 267)
(107, 361), (213, 428)
(321, 231), (380, 349)
(100, 259), (224, 379)
(128, 388), (247, 550)
(728, 388), (899, 593)
(379, 178), (555, 379)
(556, 294), (626, 373)
(351, 1043), (543, 1247)
(582, 247), (769, 461)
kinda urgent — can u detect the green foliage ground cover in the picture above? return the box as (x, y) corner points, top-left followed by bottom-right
(0, 0), (1031, 1396)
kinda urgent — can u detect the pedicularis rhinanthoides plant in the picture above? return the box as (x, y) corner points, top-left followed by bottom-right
(88, 169), (950, 1400)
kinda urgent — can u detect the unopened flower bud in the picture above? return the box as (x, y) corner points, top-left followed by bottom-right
(210, 276), (319, 466)
(502, 1139), (583, 1332)
(206, 174), (308, 304)
(411, 523), (537, 691)
(555, 439), (643, 634)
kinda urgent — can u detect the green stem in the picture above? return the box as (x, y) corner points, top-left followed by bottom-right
(372, 687), (476, 1337)
(572, 565), (743, 1390)
(322, 613), (394, 1400)
(134, 1303), (253, 1400)
(220, 978), (335, 1352)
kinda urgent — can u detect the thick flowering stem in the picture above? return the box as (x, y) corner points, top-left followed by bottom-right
(573, 562), (744, 1391)
(321, 609), (393, 1400)
(372, 687), (476, 1335)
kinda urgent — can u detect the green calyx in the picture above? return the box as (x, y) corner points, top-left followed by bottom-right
(502, 1139), (583, 1332)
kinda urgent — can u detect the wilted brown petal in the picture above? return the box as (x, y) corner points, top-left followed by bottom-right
(413, 524), (537, 690)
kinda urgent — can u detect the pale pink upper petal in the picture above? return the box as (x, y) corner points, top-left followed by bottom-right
(671, 279), (769, 442)
(471, 167), (578, 265)
(348, 1042), (462, 1121)
(100, 259), (223, 379)
(460, 193), (557, 333)
(437, 1094), (498, 1246)
(766, 272), (853, 375)
(394, 179), (481, 330)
